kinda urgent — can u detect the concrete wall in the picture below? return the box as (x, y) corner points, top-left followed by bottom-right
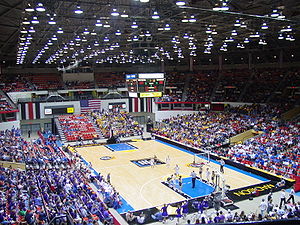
(155, 110), (198, 122)
(0, 120), (20, 131)
(0, 161), (26, 170)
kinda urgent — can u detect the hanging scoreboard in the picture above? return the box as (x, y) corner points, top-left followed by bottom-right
(125, 73), (165, 98)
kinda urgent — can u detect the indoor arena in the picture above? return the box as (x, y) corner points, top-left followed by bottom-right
(0, 1), (300, 225)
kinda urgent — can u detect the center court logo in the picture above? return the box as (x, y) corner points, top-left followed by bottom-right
(100, 156), (114, 160)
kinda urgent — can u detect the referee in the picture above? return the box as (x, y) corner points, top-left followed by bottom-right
(191, 171), (197, 188)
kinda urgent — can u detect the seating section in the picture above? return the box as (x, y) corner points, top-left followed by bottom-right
(219, 122), (300, 178)
(270, 69), (300, 103)
(58, 115), (100, 142)
(186, 71), (218, 102)
(65, 81), (95, 89)
(0, 130), (114, 224)
(241, 69), (284, 103)
(212, 69), (250, 102)
(0, 95), (14, 112)
(95, 72), (125, 88)
(0, 75), (33, 92)
(162, 72), (186, 101)
(28, 74), (64, 90)
(92, 111), (143, 138)
(1, 68), (299, 105)
(154, 104), (300, 179)
(153, 111), (263, 149)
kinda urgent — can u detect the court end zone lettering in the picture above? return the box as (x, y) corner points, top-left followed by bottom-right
(233, 184), (275, 197)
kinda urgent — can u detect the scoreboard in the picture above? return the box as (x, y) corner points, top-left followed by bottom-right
(126, 73), (165, 98)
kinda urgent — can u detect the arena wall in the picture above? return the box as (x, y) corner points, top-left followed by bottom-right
(0, 120), (20, 131)
(154, 110), (198, 122)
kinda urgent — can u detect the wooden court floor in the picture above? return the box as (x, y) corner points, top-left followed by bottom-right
(76, 140), (264, 211)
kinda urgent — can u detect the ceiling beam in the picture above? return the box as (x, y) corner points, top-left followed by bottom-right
(180, 6), (297, 24)
(0, 30), (18, 53)
(0, 0), (23, 20)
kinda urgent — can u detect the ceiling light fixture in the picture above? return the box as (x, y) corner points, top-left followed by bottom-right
(25, 4), (35, 12)
(121, 11), (129, 18)
(131, 22), (138, 28)
(74, 5), (83, 14)
(261, 22), (268, 30)
(115, 30), (121, 35)
(31, 16), (39, 24)
(176, 0), (186, 6)
(213, 0), (229, 11)
(36, 3), (46, 12)
(48, 17), (56, 25)
(57, 28), (64, 34)
(189, 15), (196, 22)
(111, 8), (119, 16)
(152, 11), (160, 19)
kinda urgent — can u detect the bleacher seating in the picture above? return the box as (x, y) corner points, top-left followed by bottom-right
(28, 73), (64, 90)
(58, 115), (100, 142)
(0, 75), (33, 92)
(65, 81), (95, 89)
(0, 95), (14, 112)
(212, 69), (251, 102)
(186, 71), (218, 102)
(95, 72), (125, 88)
(0, 130), (114, 224)
(92, 111), (143, 138)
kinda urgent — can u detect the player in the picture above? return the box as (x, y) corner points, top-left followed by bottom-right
(219, 159), (225, 173)
(174, 164), (180, 176)
(199, 165), (203, 180)
(178, 176), (183, 191)
(165, 155), (170, 168)
(205, 168), (211, 183)
(150, 157), (155, 168)
(211, 170), (216, 185)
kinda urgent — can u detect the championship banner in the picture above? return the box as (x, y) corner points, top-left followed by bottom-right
(19, 102), (41, 120)
(128, 97), (153, 113)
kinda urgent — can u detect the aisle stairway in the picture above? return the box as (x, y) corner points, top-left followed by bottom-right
(55, 118), (66, 142)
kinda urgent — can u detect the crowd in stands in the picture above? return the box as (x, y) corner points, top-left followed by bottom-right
(153, 110), (268, 149)
(0, 75), (33, 92)
(241, 69), (284, 103)
(0, 97), (14, 112)
(154, 104), (299, 179)
(1, 68), (299, 105)
(0, 128), (116, 224)
(185, 71), (218, 102)
(160, 72), (186, 102)
(212, 69), (251, 102)
(91, 111), (143, 138)
(181, 200), (300, 224)
(216, 121), (300, 178)
(58, 115), (100, 142)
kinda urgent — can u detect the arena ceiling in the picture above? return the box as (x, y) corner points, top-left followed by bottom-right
(0, 0), (299, 67)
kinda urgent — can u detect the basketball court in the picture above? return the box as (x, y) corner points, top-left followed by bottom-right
(76, 139), (268, 213)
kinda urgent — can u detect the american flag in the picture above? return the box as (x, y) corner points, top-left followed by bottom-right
(80, 99), (101, 113)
